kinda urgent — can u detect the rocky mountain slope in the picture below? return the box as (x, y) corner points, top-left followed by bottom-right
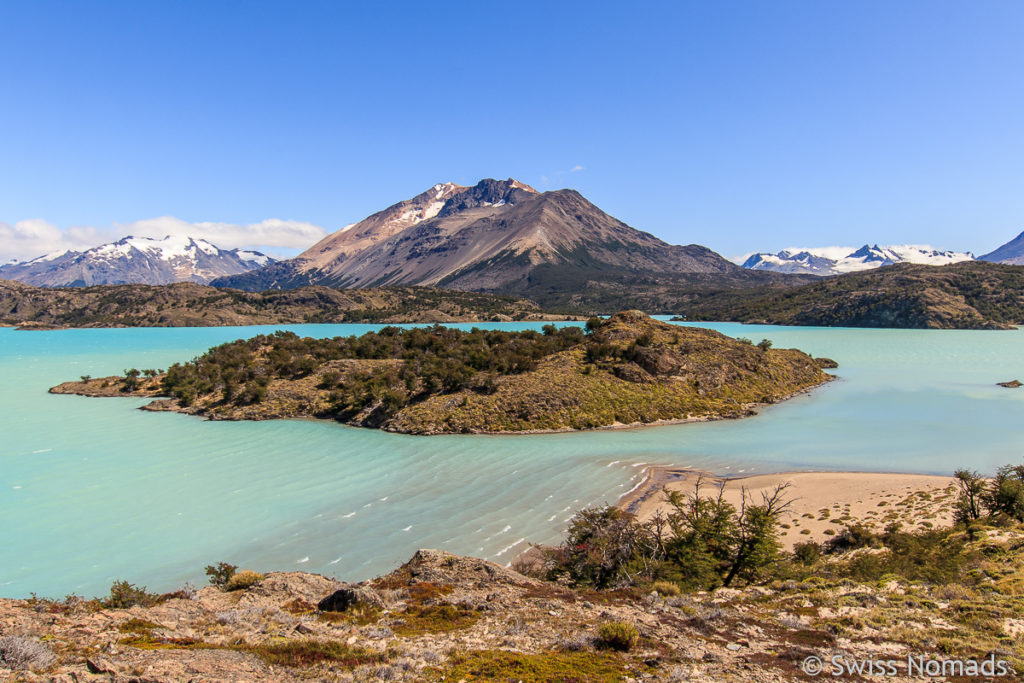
(0, 235), (273, 286)
(980, 230), (1024, 265)
(743, 244), (974, 276)
(679, 261), (1024, 329)
(51, 311), (833, 434)
(213, 179), (793, 307)
(0, 280), (563, 328)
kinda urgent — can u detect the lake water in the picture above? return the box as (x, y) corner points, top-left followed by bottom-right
(2, 320), (1022, 598)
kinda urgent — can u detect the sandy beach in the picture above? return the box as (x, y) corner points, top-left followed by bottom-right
(620, 467), (958, 549)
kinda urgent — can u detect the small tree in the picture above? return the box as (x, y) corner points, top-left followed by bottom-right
(544, 506), (660, 589)
(722, 483), (791, 586)
(756, 339), (773, 351)
(122, 368), (142, 391)
(205, 562), (238, 589)
(984, 465), (1024, 522)
(953, 469), (986, 524)
(662, 476), (791, 589)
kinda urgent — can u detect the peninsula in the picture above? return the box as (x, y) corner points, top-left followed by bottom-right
(50, 311), (834, 434)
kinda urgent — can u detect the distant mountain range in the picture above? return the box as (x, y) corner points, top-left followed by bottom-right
(0, 235), (273, 286)
(743, 230), (1024, 276)
(212, 178), (788, 308)
(742, 244), (975, 276)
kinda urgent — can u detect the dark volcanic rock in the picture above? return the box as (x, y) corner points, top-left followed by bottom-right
(317, 584), (386, 612)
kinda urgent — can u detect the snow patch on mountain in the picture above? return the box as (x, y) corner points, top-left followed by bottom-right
(742, 244), (974, 276)
(0, 235), (276, 286)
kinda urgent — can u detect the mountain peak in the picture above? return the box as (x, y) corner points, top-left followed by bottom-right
(435, 178), (537, 219)
(979, 230), (1024, 265)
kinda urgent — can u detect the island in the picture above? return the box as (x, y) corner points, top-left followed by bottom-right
(50, 311), (834, 434)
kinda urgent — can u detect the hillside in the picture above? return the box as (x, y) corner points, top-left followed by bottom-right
(213, 179), (802, 307)
(51, 311), (833, 434)
(2, 475), (1021, 681)
(679, 261), (1024, 329)
(0, 280), (563, 328)
(0, 235), (272, 286)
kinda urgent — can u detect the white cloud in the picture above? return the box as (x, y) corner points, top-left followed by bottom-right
(0, 216), (328, 262)
(570, 165), (585, 172)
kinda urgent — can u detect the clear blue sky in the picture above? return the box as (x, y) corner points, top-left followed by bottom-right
(2, 0), (1022, 260)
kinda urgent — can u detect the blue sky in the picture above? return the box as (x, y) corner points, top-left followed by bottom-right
(1, 1), (1022, 261)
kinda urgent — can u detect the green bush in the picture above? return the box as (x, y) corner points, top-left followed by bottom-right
(793, 541), (822, 566)
(103, 581), (161, 608)
(205, 562), (238, 589)
(650, 580), (680, 597)
(596, 621), (638, 651)
(225, 570), (263, 591)
(985, 465), (1024, 521)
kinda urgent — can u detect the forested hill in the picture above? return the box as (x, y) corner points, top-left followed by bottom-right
(51, 311), (833, 434)
(678, 261), (1024, 330)
(0, 280), (566, 328)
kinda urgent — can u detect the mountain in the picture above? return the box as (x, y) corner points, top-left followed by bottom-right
(213, 178), (788, 307)
(0, 235), (274, 287)
(742, 244), (974, 276)
(680, 261), (1024, 329)
(979, 230), (1024, 265)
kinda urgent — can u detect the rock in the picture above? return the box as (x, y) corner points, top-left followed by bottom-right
(726, 643), (742, 651)
(814, 357), (839, 369)
(317, 584), (385, 612)
(85, 657), (117, 674)
(997, 379), (1022, 388)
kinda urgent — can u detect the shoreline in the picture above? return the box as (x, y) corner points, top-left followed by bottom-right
(615, 465), (958, 549)
(51, 374), (837, 436)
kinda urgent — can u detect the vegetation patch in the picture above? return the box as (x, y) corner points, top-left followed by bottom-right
(243, 638), (385, 669)
(391, 603), (479, 636)
(431, 649), (627, 682)
(596, 622), (639, 651)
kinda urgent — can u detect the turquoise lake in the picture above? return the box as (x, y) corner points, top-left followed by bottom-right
(2, 320), (1022, 598)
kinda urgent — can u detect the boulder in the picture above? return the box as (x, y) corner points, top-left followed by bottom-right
(317, 584), (385, 612)
(997, 380), (1022, 388)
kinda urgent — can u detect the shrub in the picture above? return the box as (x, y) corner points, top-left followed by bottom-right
(205, 562), (238, 589)
(756, 339), (773, 351)
(825, 524), (879, 553)
(225, 570), (263, 591)
(103, 580), (161, 608)
(0, 636), (56, 671)
(650, 580), (681, 597)
(596, 621), (638, 651)
(793, 541), (822, 566)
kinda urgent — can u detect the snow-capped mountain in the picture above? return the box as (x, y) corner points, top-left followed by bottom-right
(742, 244), (974, 276)
(0, 235), (275, 287)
